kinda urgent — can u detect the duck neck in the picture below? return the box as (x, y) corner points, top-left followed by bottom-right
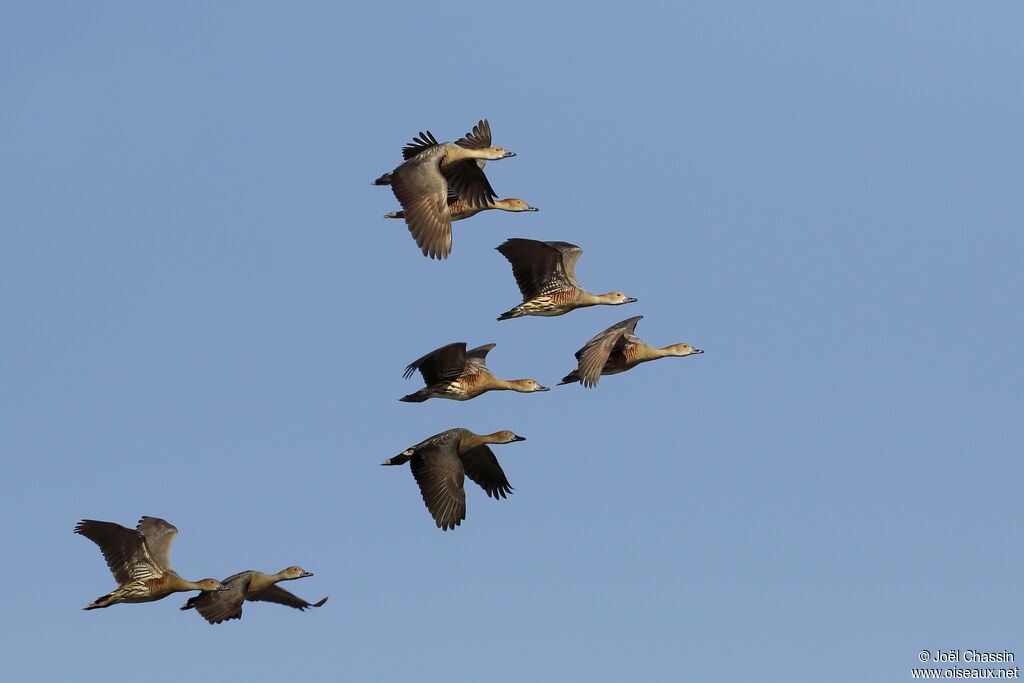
(450, 199), (489, 221)
(647, 346), (677, 361)
(444, 145), (507, 163)
(247, 572), (277, 593)
(486, 378), (513, 392)
(168, 575), (208, 592)
(579, 291), (621, 306)
(490, 199), (516, 212)
(458, 431), (500, 452)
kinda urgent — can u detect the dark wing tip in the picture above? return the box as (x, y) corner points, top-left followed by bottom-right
(487, 484), (514, 500)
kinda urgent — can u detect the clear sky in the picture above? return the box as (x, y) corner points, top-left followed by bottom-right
(3, 2), (1022, 681)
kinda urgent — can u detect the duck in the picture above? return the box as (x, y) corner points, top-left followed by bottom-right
(558, 316), (703, 387)
(180, 566), (327, 624)
(381, 428), (525, 530)
(74, 516), (225, 610)
(374, 120), (517, 259)
(384, 195), (538, 222)
(495, 238), (637, 320)
(400, 342), (549, 402)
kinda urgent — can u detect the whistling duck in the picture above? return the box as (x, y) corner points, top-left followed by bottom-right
(181, 566), (327, 624)
(495, 238), (637, 320)
(74, 516), (224, 609)
(558, 315), (703, 387)
(381, 428), (525, 530)
(400, 342), (549, 402)
(374, 120), (517, 259)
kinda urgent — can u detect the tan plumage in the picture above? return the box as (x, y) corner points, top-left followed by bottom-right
(400, 342), (549, 402)
(558, 316), (704, 387)
(74, 516), (225, 609)
(374, 120), (518, 259)
(181, 566), (327, 624)
(495, 238), (637, 319)
(381, 428), (525, 530)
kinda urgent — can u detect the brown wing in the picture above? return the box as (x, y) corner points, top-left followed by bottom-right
(575, 316), (645, 388)
(135, 516), (178, 572)
(454, 119), (492, 149)
(401, 130), (440, 160)
(390, 149), (453, 259)
(403, 342), (469, 384)
(545, 241), (583, 286)
(185, 572), (250, 624)
(460, 445), (513, 500)
(248, 585), (328, 611)
(410, 441), (466, 531)
(463, 343), (496, 373)
(443, 160), (497, 209)
(446, 122), (498, 208)
(496, 238), (578, 300)
(74, 520), (158, 585)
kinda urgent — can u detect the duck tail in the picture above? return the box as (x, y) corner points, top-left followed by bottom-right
(496, 309), (521, 321)
(83, 593), (112, 610)
(382, 448), (416, 466)
(557, 371), (580, 386)
(399, 390), (429, 403)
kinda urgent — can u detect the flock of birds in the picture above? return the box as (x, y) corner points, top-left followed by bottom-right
(73, 119), (703, 623)
(74, 517), (326, 623)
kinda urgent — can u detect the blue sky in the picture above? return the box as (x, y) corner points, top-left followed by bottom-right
(2, 2), (1022, 681)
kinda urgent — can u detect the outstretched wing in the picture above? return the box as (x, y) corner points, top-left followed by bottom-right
(575, 316), (645, 387)
(445, 120), (498, 208)
(545, 241), (583, 286)
(185, 572), (250, 624)
(497, 238), (580, 299)
(443, 161), (498, 210)
(249, 585), (329, 611)
(463, 343), (496, 373)
(454, 119), (492, 149)
(403, 342), (469, 385)
(401, 130), (440, 160)
(136, 516), (178, 572)
(460, 445), (513, 500)
(410, 439), (467, 531)
(75, 520), (160, 584)
(391, 149), (453, 259)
